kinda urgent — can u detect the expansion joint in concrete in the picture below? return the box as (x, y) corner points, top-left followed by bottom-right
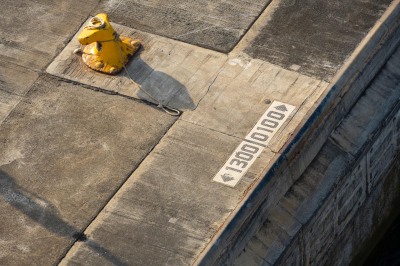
(56, 114), (179, 265)
(46, 73), (175, 114)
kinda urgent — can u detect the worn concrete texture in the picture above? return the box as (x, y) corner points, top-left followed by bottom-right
(57, 64), (328, 264)
(60, 120), (250, 265)
(0, 0), (98, 124)
(235, 40), (400, 266)
(48, 20), (328, 138)
(244, 0), (393, 80)
(181, 60), (328, 145)
(94, 0), (272, 53)
(0, 0), (98, 71)
(350, 160), (400, 265)
(1, 0), (399, 265)
(48, 21), (329, 265)
(0, 76), (176, 265)
(47, 21), (228, 111)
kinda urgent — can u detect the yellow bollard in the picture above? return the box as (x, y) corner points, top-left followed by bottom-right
(76, 13), (140, 75)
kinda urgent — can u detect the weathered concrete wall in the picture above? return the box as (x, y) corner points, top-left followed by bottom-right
(1, 0), (399, 264)
(197, 2), (400, 265)
(322, 157), (400, 266)
(233, 30), (400, 266)
(275, 92), (400, 265)
(351, 162), (400, 265)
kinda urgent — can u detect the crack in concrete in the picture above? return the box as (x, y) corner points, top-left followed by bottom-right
(195, 63), (227, 109)
(180, 119), (242, 141)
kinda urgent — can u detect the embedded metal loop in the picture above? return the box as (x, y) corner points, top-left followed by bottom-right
(77, 13), (181, 117)
(160, 105), (181, 116)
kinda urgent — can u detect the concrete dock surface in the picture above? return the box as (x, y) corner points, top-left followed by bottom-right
(0, 0), (399, 265)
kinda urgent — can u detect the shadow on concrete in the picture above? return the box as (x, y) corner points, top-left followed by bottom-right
(0, 170), (127, 266)
(124, 52), (196, 111)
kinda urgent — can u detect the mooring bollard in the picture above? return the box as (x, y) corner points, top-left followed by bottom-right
(75, 13), (141, 75)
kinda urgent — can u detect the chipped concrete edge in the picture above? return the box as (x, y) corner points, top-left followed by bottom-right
(194, 1), (400, 265)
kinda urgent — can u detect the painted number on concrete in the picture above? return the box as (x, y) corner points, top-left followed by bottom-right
(213, 101), (296, 187)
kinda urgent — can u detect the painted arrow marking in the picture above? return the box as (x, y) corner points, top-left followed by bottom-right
(221, 173), (235, 182)
(274, 104), (288, 112)
(213, 101), (296, 187)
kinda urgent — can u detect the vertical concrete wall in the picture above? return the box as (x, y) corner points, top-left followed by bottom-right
(233, 36), (400, 266)
(327, 157), (400, 265)
(200, 3), (400, 264)
(277, 110), (400, 265)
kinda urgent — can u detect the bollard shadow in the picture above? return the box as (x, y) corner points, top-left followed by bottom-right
(123, 50), (196, 111)
(0, 170), (127, 266)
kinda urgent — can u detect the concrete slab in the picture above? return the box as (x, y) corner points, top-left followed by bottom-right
(0, 61), (38, 124)
(0, 0), (98, 71)
(0, 75), (176, 265)
(46, 17), (333, 265)
(47, 21), (228, 111)
(48, 21), (329, 143)
(242, 0), (393, 80)
(0, 61), (38, 96)
(60, 120), (276, 265)
(3, 0), (395, 264)
(0, 0), (97, 125)
(94, 0), (272, 53)
(181, 58), (329, 152)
